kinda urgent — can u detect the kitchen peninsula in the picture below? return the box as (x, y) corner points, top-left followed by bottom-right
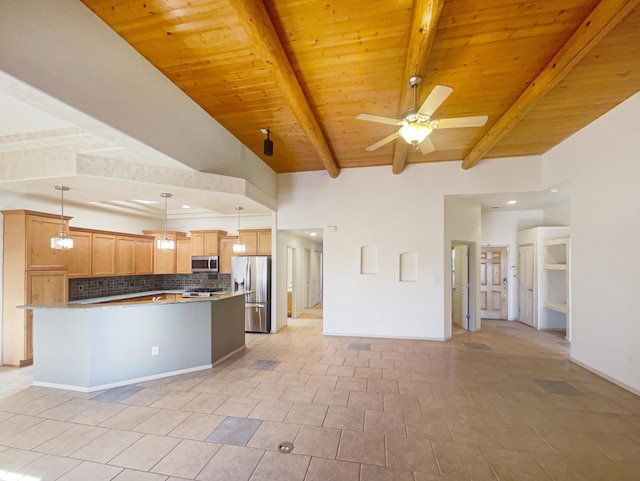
(22, 292), (246, 392)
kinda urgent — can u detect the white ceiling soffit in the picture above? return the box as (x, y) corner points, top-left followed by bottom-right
(0, 154), (276, 218)
(0, 72), (191, 170)
(456, 183), (570, 212)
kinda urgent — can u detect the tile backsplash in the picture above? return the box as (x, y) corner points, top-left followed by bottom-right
(69, 273), (231, 301)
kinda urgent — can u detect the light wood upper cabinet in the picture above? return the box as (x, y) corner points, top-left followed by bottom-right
(257, 230), (272, 255)
(135, 237), (154, 275)
(116, 236), (136, 276)
(143, 230), (187, 274)
(190, 230), (227, 256)
(92, 232), (116, 277)
(68, 228), (92, 278)
(0, 210), (72, 271)
(176, 237), (192, 274)
(219, 236), (237, 274)
(239, 229), (272, 256)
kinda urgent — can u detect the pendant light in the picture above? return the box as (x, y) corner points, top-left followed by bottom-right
(50, 185), (74, 250)
(157, 192), (175, 250)
(233, 206), (246, 253)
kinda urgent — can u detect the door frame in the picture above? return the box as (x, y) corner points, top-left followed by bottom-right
(451, 243), (470, 330)
(286, 246), (296, 319)
(449, 240), (478, 333)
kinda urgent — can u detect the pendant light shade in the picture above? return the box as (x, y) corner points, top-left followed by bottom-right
(51, 185), (74, 250)
(233, 206), (246, 253)
(157, 192), (175, 250)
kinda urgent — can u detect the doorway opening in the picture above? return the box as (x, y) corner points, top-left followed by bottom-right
(452, 243), (471, 332)
(287, 246), (296, 319)
(481, 246), (509, 320)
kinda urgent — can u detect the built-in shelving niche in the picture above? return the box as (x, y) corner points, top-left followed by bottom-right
(399, 252), (418, 282)
(360, 245), (378, 274)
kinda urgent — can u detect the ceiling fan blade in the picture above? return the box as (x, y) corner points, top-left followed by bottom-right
(365, 132), (400, 151)
(419, 137), (435, 155)
(437, 115), (488, 129)
(418, 85), (453, 117)
(356, 113), (401, 125)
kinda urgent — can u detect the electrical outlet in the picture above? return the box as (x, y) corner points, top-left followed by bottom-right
(151, 346), (159, 356)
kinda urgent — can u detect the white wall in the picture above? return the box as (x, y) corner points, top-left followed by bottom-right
(542, 91), (640, 394)
(277, 156), (543, 340)
(444, 197), (481, 335)
(481, 209), (544, 320)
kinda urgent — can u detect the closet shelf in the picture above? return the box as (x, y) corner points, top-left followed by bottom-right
(543, 263), (567, 270)
(544, 301), (568, 314)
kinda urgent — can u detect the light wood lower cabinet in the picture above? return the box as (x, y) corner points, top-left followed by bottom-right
(25, 271), (68, 361)
(2, 210), (71, 366)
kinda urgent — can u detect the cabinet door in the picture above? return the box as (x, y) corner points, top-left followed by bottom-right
(239, 231), (258, 255)
(116, 236), (136, 276)
(26, 215), (69, 270)
(203, 233), (220, 255)
(191, 233), (204, 256)
(26, 270), (68, 361)
(176, 238), (192, 274)
(219, 236), (236, 274)
(92, 233), (117, 277)
(257, 230), (272, 255)
(135, 238), (154, 275)
(68, 229), (92, 278)
(155, 234), (177, 274)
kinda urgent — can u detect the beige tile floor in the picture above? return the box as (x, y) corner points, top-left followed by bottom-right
(0, 318), (639, 481)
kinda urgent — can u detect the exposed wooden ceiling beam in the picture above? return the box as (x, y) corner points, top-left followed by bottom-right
(462, 0), (640, 170)
(392, 0), (445, 175)
(228, 0), (340, 178)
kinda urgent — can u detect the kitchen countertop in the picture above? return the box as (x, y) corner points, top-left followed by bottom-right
(20, 290), (249, 310)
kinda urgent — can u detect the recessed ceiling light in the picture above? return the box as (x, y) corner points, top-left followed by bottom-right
(133, 199), (159, 205)
(507, 200), (517, 205)
(550, 187), (559, 193)
(309, 232), (317, 237)
(182, 205), (191, 209)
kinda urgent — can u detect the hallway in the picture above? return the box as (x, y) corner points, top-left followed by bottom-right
(0, 320), (638, 480)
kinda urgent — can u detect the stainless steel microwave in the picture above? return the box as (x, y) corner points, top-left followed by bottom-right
(191, 256), (219, 273)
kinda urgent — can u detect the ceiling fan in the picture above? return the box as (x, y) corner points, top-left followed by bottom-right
(357, 76), (488, 154)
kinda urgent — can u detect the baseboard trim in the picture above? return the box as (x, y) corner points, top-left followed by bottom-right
(322, 331), (446, 341)
(32, 364), (213, 393)
(212, 345), (246, 367)
(570, 357), (640, 397)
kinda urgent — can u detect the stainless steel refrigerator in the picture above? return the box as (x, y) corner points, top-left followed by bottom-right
(231, 255), (271, 333)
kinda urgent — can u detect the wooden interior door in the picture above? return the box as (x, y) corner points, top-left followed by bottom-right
(518, 244), (535, 326)
(480, 247), (508, 319)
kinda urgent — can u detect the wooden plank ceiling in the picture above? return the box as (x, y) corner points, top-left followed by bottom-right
(82, 0), (640, 177)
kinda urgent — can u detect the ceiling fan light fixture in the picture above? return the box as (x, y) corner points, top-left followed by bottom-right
(399, 122), (432, 146)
